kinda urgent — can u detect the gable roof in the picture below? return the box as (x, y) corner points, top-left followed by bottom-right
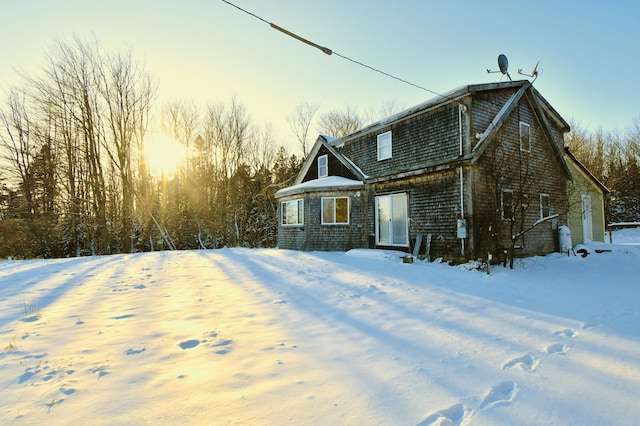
(293, 135), (367, 186)
(469, 82), (572, 179)
(565, 148), (610, 194)
(329, 80), (569, 150)
(290, 80), (572, 189)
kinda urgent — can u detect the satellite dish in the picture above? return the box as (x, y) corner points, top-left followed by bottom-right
(530, 61), (539, 76)
(517, 60), (541, 82)
(487, 54), (512, 81)
(497, 54), (509, 75)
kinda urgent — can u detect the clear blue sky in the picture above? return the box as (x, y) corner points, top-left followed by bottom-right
(1, 0), (638, 153)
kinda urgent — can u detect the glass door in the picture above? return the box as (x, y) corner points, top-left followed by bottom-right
(375, 193), (408, 246)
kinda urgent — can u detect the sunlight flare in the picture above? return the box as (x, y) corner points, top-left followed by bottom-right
(144, 134), (186, 176)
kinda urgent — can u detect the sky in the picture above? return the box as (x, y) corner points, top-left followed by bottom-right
(1, 0), (639, 154)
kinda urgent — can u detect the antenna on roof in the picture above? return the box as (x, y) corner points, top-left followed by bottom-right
(518, 61), (541, 82)
(487, 54), (511, 81)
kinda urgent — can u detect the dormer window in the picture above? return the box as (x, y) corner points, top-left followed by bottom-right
(318, 154), (328, 178)
(377, 131), (392, 161)
(519, 122), (531, 152)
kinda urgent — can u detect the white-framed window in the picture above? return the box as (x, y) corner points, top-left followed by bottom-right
(318, 154), (328, 178)
(501, 189), (514, 221)
(519, 122), (531, 152)
(540, 193), (551, 219)
(281, 199), (304, 226)
(377, 131), (392, 161)
(321, 196), (349, 225)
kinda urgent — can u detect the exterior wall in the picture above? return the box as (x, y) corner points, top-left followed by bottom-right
(277, 189), (367, 251)
(368, 169), (466, 259)
(469, 88), (515, 151)
(471, 95), (568, 260)
(339, 103), (461, 179)
(276, 82), (571, 260)
(567, 163), (606, 244)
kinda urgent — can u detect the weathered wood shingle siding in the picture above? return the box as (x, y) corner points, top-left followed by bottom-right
(339, 103), (461, 179)
(471, 95), (567, 259)
(277, 194), (309, 251)
(277, 190), (367, 251)
(469, 88), (516, 150)
(367, 169), (464, 258)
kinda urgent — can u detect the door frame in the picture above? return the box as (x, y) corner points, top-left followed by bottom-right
(374, 192), (409, 247)
(581, 194), (593, 242)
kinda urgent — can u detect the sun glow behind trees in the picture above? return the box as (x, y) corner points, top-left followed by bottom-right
(144, 133), (186, 178)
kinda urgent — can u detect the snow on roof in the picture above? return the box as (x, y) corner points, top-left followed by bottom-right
(275, 176), (364, 198)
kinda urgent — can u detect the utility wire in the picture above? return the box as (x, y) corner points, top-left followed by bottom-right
(220, 0), (445, 98)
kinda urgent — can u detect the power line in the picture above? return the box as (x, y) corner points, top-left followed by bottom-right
(220, 0), (445, 98)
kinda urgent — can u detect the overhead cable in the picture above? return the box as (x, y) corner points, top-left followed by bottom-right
(220, 0), (445, 98)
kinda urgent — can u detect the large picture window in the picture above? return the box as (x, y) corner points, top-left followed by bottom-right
(502, 189), (514, 221)
(377, 131), (392, 161)
(322, 197), (349, 225)
(281, 199), (304, 225)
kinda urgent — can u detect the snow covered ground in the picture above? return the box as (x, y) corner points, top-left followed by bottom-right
(1, 230), (639, 425)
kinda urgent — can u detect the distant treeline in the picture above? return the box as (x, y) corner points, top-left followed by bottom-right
(565, 121), (640, 225)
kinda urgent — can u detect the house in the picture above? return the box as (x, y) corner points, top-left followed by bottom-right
(276, 80), (574, 262)
(565, 148), (609, 244)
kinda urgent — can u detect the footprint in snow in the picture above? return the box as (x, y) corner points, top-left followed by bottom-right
(212, 339), (233, 355)
(553, 329), (577, 338)
(546, 343), (568, 356)
(179, 339), (200, 350)
(478, 381), (518, 411)
(503, 354), (539, 372)
(418, 403), (469, 426)
(418, 382), (517, 426)
(89, 366), (109, 378)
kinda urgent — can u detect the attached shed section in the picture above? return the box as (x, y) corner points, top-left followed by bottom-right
(565, 149), (610, 244)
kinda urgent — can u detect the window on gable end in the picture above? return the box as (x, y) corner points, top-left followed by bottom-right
(502, 189), (514, 221)
(520, 122), (531, 152)
(377, 131), (392, 161)
(540, 193), (551, 219)
(318, 154), (328, 178)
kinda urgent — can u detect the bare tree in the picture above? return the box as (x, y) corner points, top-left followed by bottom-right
(317, 104), (362, 138)
(287, 101), (319, 158)
(0, 89), (36, 215)
(98, 46), (156, 252)
(161, 100), (199, 172)
(362, 98), (407, 124)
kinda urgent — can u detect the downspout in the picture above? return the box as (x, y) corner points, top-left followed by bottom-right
(458, 103), (466, 257)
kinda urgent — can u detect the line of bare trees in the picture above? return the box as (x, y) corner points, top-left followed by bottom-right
(0, 37), (304, 258)
(0, 36), (401, 259)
